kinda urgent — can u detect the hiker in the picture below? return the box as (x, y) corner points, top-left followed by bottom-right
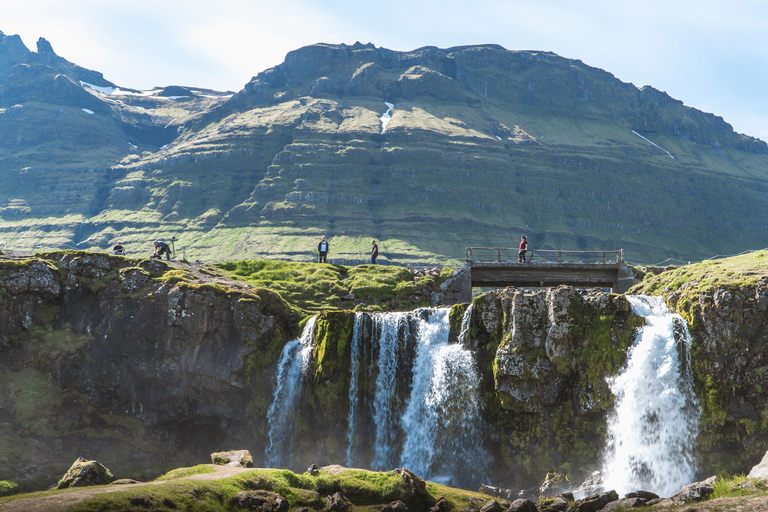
(112, 241), (125, 255)
(371, 240), (379, 264)
(518, 236), (528, 263)
(318, 236), (329, 263)
(152, 240), (171, 260)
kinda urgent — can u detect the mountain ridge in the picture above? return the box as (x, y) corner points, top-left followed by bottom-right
(0, 34), (767, 264)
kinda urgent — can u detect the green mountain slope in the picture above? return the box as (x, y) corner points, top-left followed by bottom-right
(0, 37), (766, 265)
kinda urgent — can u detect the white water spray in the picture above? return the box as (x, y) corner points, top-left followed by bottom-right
(345, 313), (365, 467)
(371, 312), (411, 469)
(265, 316), (317, 467)
(399, 308), (488, 484)
(602, 296), (699, 497)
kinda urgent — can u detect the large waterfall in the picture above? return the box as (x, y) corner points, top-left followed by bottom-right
(268, 307), (488, 487)
(601, 295), (700, 497)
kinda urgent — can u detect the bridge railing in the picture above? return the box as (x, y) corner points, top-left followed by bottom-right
(466, 247), (623, 264)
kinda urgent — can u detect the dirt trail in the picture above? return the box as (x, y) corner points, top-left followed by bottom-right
(0, 465), (258, 512)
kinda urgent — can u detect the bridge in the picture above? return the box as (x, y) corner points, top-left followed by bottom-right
(439, 247), (638, 304)
(466, 247), (636, 293)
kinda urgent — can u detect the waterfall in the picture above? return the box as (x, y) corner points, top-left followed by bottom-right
(266, 308), (487, 488)
(398, 308), (488, 485)
(370, 312), (412, 470)
(264, 316), (317, 467)
(601, 295), (700, 497)
(380, 102), (394, 132)
(345, 313), (365, 467)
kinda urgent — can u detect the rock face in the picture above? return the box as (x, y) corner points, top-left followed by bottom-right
(466, 286), (643, 485)
(664, 279), (768, 476)
(0, 252), (298, 486)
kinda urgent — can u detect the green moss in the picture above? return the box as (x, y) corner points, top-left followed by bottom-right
(156, 465), (216, 480)
(0, 481), (18, 498)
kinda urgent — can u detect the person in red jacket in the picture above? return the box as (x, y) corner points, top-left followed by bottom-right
(518, 236), (528, 263)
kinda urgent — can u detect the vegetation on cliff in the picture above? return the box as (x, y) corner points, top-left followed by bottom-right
(217, 259), (453, 314)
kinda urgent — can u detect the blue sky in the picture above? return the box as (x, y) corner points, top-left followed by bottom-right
(5, 0), (768, 141)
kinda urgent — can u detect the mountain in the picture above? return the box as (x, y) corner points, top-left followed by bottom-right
(0, 34), (767, 264)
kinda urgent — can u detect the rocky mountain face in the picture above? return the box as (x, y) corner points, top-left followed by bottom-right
(4, 253), (767, 492)
(0, 36), (767, 264)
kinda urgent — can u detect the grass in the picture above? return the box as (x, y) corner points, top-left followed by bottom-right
(0, 466), (494, 512)
(216, 259), (453, 314)
(630, 250), (768, 297)
(155, 465), (216, 481)
(711, 474), (765, 498)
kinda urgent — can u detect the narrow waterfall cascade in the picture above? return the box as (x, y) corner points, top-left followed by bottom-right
(601, 295), (700, 497)
(345, 313), (366, 467)
(265, 316), (317, 468)
(370, 312), (413, 469)
(380, 102), (394, 132)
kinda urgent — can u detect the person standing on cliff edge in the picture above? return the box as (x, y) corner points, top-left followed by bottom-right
(318, 236), (329, 263)
(370, 240), (379, 264)
(518, 236), (528, 263)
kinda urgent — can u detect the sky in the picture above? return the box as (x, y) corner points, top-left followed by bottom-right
(4, 0), (768, 141)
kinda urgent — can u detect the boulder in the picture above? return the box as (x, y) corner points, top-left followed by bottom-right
(479, 500), (503, 512)
(573, 491), (618, 512)
(393, 468), (436, 509)
(748, 450), (768, 479)
(624, 490), (659, 501)
(669, 476), (716, 503)
(326, 491), (353, 511)
(110, 479), (141, 485)
(479, 484), (514, 500)
(506, 498), (537, 512)
(56, 457), (115, 488)
(548, 496), (569, 511)
(211, 450), (254, 467)
(383, 500), (409, 512)
(429, 496), (452, 512)
(232, 490), (289, 511)
(599, 497), (644, 511)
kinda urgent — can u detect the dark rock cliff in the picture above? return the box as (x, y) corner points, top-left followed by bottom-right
(2, 253), (768, 492)
(664, 279), (768, 476)
(0, 253), (299, 487)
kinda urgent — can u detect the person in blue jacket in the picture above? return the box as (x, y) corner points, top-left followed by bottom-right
(318, 236), (329, 263)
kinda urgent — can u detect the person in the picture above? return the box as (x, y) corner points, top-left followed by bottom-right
(518, 236), (528, 263)
(370, 239), (379, 264)
(318, 236), (329, 263)
(152, 240), (171, 260)
(112, 241), (125, 255)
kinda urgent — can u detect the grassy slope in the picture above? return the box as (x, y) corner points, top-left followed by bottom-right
(216, 259), (454, 314)
(629, 250), (768, 297)
(0, 466), (496, 512)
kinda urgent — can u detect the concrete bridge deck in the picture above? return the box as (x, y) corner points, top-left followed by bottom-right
(464, 247), (636, 294)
